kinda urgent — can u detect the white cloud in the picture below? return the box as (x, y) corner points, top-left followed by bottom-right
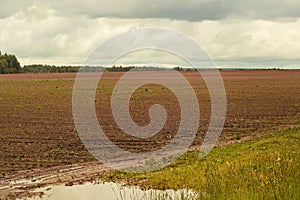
(0, 2), (300, 68)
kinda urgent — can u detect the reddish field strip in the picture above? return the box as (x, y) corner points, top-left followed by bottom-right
(0, 70), (299, 175)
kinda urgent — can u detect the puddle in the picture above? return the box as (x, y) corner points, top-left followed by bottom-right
(0, 179), (40, 190)
(28, 181), (196, 200)
(12, 178), (40, 185)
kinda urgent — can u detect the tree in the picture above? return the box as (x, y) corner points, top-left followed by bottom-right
(174, 66), (183, 71)
(0, 52), (21, 73)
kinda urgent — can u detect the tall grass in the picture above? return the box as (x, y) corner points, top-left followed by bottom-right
(113, 186), (196, 200)
(101, 127), (300, 199)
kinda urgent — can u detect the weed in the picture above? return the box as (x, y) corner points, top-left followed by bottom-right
(102, 127), (300, 199)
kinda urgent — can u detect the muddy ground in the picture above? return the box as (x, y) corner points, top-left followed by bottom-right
(0, 70), (299, 199)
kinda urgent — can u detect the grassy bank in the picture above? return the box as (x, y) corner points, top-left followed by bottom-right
(101, 127), (300, 199)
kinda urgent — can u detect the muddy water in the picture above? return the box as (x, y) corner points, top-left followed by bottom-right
(29, 181), (196, 200)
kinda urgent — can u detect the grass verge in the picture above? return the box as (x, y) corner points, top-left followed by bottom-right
(100, 127), (300, 199)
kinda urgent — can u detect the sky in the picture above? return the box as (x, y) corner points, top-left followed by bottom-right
(1, 0), (300, 68)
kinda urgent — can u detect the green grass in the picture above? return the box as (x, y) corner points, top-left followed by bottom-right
(101, 127), (300, 199)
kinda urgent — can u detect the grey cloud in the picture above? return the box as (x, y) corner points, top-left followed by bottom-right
(51, 0), (300, 21)
(1, 0), (300, 21)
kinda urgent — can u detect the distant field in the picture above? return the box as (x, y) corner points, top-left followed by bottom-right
(0, 70), (299, 174)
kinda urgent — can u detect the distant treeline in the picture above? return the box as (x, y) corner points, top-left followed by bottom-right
(22, 65), (80, 73)
(21, 65), (172, 73)
(0, 51), (174, 73)
(0, 51), (286, 74)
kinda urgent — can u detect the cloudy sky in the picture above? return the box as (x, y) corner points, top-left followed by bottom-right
(1, 0), (300, 68)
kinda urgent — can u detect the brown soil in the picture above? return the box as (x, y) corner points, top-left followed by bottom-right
(0, 70), (299, 199)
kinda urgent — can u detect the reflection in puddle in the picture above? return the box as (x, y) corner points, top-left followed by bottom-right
(31, 181), (196, 200)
